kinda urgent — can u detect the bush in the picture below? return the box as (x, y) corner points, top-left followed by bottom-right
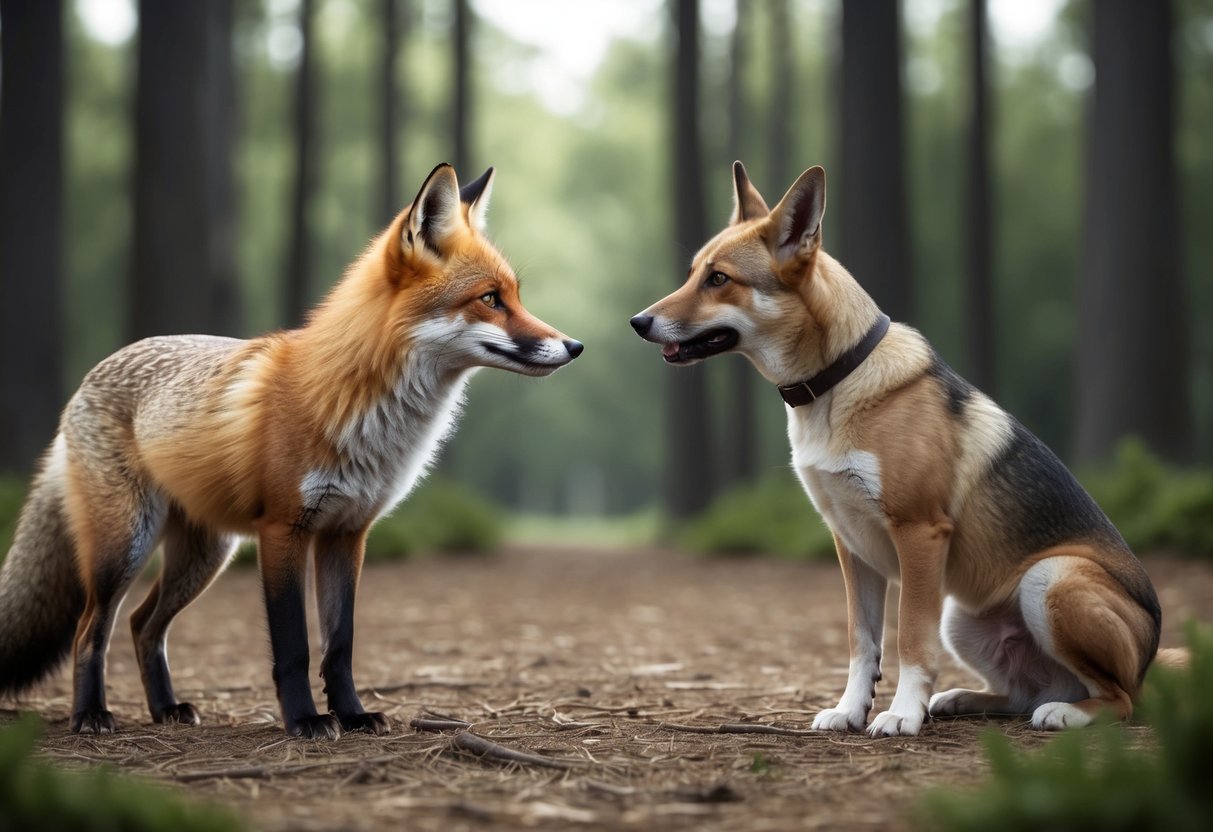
(1081, 439), (1213, 558)
(364, 476), (504, 560)
(0, 716), (244, 831)
(915, 624), (1213, 832)
(678, 473), (835, 560)
(0, 475), (27, 560)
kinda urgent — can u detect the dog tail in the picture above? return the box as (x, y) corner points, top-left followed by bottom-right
(0, 436), (85, 697)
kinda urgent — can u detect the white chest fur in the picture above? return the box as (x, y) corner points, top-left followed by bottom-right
(787, 400), (900, 580)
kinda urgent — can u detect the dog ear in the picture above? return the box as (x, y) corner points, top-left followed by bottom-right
(730, 161), (770, 224)
(404, 163), (464, 255)
(459, 166), (495, 233)
(767, 166), (825, 264)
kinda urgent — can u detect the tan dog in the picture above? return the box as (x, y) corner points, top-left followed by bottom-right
(631, 162), (1164, 736)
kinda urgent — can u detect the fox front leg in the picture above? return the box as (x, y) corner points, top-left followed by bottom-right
(258, 524), (340, 739)
(314, 529), (388, 734)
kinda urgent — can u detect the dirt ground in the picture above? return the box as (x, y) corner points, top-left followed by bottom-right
(6, 547), (1213, 831)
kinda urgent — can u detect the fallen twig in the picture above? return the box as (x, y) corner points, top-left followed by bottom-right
(409, 717), (472, 732)
(450, 731), (576, 770)
(659, 721), (814, 737)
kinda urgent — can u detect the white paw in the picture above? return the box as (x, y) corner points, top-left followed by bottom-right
(928, 688), (970, 717)
(811, 707), (868, 732)
(1031, 701), (1092, 731)
(867, 707), (925, 737)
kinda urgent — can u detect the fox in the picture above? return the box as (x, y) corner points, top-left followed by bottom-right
(631, 161), (1172, 736)
(0, 163), (582, 738)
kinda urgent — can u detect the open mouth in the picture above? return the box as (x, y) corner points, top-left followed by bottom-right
(660, 327), (739, 364)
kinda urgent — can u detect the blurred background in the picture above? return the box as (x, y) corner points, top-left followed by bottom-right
(1, 0), (1211, 550)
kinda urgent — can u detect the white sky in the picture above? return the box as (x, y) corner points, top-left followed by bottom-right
(75, 0), (1071, 108)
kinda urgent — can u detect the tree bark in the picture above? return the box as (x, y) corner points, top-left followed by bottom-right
(132, 0), (239, 341)
(964, 0), (994, 393)
(667, 0), (714, 518)
(284, 0), (317, 328)
(838, 0), (911, 322)
(0, 0), (64, 474)
(380, 0), (406, 222)
(1076, 0), (1189, 462)
(453, 0), (471, 175)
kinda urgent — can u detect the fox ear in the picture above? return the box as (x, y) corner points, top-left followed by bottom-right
(767, 166), (825, 264)
(459, 166), (495, 233)
(404, 163), (464, 255)
(730, 161), (770, 224)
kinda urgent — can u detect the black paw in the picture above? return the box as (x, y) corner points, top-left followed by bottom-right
(71, 709), (116, 734)
(154, 702), (201, 725)
(288, 713), (342, 740)
(338, 711), (391, 735)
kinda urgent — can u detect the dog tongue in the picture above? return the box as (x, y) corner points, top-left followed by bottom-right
(661, 343), (681, 360)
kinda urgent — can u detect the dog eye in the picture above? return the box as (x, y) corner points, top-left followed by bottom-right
(707, 272), (729, 287)
(480, 292), (499, 308)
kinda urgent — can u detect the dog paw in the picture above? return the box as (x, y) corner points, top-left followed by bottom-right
(155, 702), (201, 726)
(288, 713), (342, 740)
(928, 689), (973, 718)
(1031, 701), (1092, 731)
(811, 707), (868, 732)
(71, 709), (116, 734)
(338, 711), (391, 735)
(867, 708), (925, 737)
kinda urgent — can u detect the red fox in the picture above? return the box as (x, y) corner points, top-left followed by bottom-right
(0, 164), (582, 738)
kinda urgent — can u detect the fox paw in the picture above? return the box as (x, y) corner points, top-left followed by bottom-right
(868, 708), (925, 737)
(71, 709), (116, 734)
(811, 707), (868, 732)
(338, 711), (391, 735)
(1031, 702), (1092, 731)
(288, 713), (342, 740)
(155, 702), (201, 725)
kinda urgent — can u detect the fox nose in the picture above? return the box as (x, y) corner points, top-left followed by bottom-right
(630, 315), (653, 336)
(563, 339), (584, 359)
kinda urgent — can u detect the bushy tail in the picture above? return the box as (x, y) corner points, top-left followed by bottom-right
(0, 438), (85, 696)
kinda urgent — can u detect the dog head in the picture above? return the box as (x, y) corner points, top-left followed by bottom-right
(630, 162), (829, 382)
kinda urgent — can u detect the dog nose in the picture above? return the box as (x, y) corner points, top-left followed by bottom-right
(630, 315), (653, 336)
(563, 339), (584, 359)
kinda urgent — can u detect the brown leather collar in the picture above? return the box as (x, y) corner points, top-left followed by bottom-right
(777, 314), (891, 407)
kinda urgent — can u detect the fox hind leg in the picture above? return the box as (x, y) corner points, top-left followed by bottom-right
(129, 506), (237, 725)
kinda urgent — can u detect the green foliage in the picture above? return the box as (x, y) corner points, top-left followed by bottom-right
(0, 716), (244, 831)
(1081, 439), (1213, 558)
(678, 474), (835, 559)
(0, 475), (25, 558)
(363, 477), (504, 560)
(915, 624), (1213, 832)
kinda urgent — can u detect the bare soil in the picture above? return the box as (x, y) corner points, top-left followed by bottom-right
(7, 547), (1213, 831)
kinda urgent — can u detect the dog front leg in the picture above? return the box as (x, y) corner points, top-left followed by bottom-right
(868, 520), (950, 737)
(813, 536), (887, 732)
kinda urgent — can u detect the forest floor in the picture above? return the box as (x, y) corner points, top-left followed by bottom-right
(8, 547), (1213, 831)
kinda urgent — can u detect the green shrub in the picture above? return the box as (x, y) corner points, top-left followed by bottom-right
(915, 624), (1213, 832)
(1081, 439), (1213, 558)
(0, 475), (27, 559)
(0, 716), (244, 831)
(363, 476), (504, 560)
(679, 473), (835, 559)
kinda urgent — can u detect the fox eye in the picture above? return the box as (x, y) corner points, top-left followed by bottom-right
(480, 292), (499, 308)
(706, 271), (729, 287)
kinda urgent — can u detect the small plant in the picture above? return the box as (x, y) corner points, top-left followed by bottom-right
(915, 624), (1213, 832)
(364, 476), (504, 560)
(0, 716), (245, 831)
(679, 473), (835, 559)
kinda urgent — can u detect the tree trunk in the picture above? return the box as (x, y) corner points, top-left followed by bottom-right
(453, 0), (471, 175)
(380, 0), (406, 222)
(724, 0), (756, 487)
(837, 0), (911, 322)
(964, 0), (994, 393)
(667, 0), (714, 518)
(132, 0), (239, 340)
(0, 0), (64, 474)
(284, 0), (317, 328)
(1076, 0), (1188, 462)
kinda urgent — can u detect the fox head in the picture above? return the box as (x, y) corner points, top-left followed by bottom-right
(631, 162), (871, 386)
(378, 163), (583, 377)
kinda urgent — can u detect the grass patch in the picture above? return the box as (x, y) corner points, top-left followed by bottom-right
(678, 473), (835, 560)
(505, 508), (662, 548)
(915, 623), (1213, 832)
(0, 716), (244, 831)
(363, 476), (504, 560)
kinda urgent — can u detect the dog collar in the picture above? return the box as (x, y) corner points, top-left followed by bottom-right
(777, 314), (891, 407)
